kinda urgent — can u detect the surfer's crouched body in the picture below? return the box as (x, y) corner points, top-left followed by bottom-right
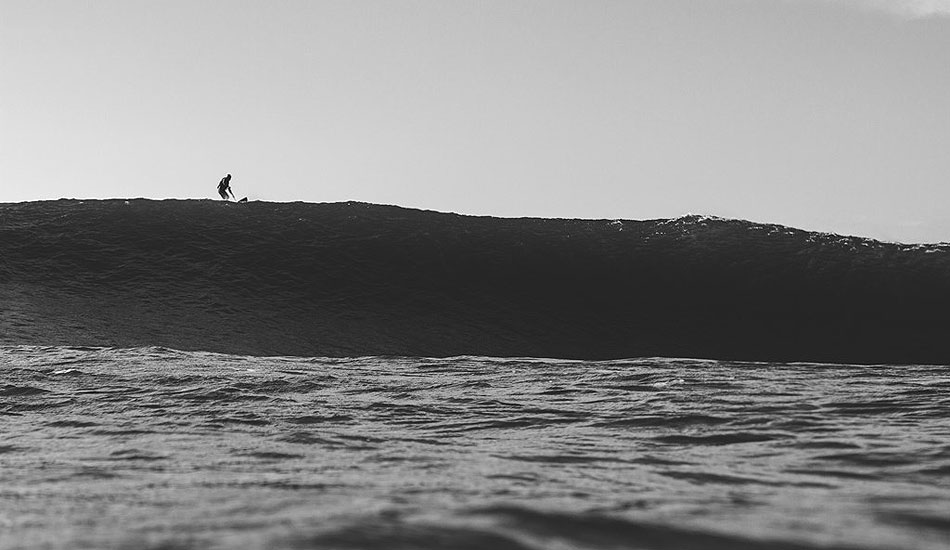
(218, 174), (234, 200)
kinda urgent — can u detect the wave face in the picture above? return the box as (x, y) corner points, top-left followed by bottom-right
(3, 347), (950, 550)
(2, 199), (950, 362)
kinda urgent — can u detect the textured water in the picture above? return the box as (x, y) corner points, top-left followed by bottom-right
(1, 346), (949, 550)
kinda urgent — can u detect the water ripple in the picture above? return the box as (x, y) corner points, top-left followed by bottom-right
(0, 346), (948, 550)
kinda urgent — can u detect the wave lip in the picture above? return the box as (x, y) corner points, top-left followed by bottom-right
(2, 199), (950, 363)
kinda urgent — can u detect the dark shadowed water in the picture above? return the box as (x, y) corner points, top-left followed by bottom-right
(2, 346), (949, 550)
(6, 200), (950, 363)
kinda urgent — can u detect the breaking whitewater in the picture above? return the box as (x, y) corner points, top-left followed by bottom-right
(2, 200), (949, 549)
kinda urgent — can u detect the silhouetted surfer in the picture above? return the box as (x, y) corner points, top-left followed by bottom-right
(218, 174), (235, 200)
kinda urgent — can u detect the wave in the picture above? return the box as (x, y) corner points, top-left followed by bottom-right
(2, 199), (949, 363)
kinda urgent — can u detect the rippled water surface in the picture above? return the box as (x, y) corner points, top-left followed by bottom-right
(2, 346), (949, 550)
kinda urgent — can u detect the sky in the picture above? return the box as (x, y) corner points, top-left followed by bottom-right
(2, 0), (949, 242)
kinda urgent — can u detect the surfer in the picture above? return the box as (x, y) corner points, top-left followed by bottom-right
(217, 174), (235, 200)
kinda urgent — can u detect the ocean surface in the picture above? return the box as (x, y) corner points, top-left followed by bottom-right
(2, 346), (948, 550)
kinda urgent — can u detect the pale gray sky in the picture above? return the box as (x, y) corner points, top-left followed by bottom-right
(2, 0), (948, 242)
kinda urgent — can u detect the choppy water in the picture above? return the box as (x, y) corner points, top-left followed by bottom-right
(2, 346), (949, 550)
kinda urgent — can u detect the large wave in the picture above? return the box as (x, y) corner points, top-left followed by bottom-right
(2, 199), (948, 363)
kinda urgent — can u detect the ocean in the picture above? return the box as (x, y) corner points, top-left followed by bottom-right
(3, 200), (950, 548)
(2, 346), (948, 550)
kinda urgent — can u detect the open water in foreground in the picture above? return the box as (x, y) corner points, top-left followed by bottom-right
(1, 346), (949, 550)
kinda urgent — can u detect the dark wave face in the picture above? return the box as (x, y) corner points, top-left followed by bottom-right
(2, 199), (950, 362)
(2, 347), (949, 550)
